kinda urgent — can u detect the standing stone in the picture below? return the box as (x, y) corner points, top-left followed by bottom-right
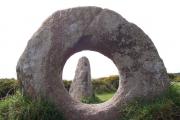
(69, 57), (93, 101)
(16, 6), (170, 120)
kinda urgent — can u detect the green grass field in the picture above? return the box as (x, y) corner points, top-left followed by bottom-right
(89, 82), (180, 119)
(96, 82), (180, 103)
(96, 92), (115, 102)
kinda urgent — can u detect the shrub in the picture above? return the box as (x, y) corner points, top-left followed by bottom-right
(168, 73), (180, 82)
(0, 78), (19, 99)
(92, 75), (119, 94)
(168, 73), (176, 80)
(63, 80), (72, 91)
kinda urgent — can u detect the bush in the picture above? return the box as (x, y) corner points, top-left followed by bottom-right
(0, 78), (19, 99)
(168, 73), (176, 80)
(0, 91), (64, 120)
(168, 73), (180, 82)
(92, 75), (119, 94)
(63, 80), (72, 91)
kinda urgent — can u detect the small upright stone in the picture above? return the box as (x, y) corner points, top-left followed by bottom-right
(69, 57), (93, 101)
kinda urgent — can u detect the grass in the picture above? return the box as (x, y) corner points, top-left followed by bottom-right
(0, 78), (179, 120)
(96, 92), (114, 102)
(81, 92), (115, 104)
(81, 82), (180, 119)
(0, 91), (64, 120)
(0, 91), (115, 119)
(81, 93), (102, 104)
(119, 82), (180, 120)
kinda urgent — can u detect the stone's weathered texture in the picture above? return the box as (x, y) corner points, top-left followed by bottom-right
(16, 6), (170, 120)
(69, 57), (93, 101)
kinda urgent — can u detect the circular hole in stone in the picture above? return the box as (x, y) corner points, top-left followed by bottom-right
(62, 50), (119, 104)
